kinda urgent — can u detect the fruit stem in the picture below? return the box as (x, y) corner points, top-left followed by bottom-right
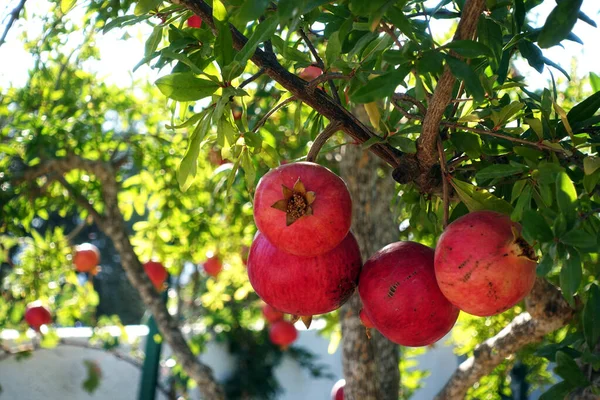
(306, 122), (342, 163)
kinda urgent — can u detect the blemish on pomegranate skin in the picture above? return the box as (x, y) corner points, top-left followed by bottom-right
(388, 282), (400, 298)
(462, 271), (472, 282)
(457, 256), (472, 270)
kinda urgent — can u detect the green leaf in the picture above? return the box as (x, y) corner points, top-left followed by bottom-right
(235, 16), (279, 67)
(590, 72), (600, 93)
(475, 164), (527, 180)
(60, 0), (77, 13)
(445, 56), (485, 103)
(145, 26), (163, 58)
(560, 229), (598, 250)
(261, 143), (279, 168)
(326, 31), (342, 66)
(234, 0), (269, 25)
(134, 0), (162, 16)
(583, 156), (600, 175)
(556, 171), (577, 226)
(178, 110), (212, 192)
(82, 360), (102, 394)
(451, 131), (481, 159)
(555, 351), (590, 387)
(350, 65), (411, 103)
(450, 178), (513, 215)
(539, 381), (575, 400)
(560, 249), (582, 307)
(241, 148), (256, 192)
(387, 136), (416, 153)
(567, 91), (600, 124)
(518, 40), (544, 73)
(386, 6), (415, 40)
(443, 40), (493, 58)
(522, 210), (554, 243)
(214, 0), (234, 71)
(536, 253), (553, 276)
(155, 73), (220, 102)
(583, 284), (600, 350)
(538, 0), (583, 49)
(478, 17), (502, 69)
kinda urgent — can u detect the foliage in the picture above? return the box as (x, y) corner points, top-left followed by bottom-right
(1, 0), (600, 398)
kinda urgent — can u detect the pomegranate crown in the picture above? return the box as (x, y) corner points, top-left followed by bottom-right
(270, 178), (315, 226)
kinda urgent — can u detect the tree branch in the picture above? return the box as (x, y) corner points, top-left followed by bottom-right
(435, 278), (574, 399)
(11, 155), (225, 400)
(251, 96), (296, 133)
(0, 0), (26, 47)
(417, 0), (485, 173)
(173, 0), (401, 168)
(306, 121), (342, 162)
(239, 67), (265, 89)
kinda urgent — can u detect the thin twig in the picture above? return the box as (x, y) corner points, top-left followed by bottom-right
(298, 28), (342, 104)
(57, 176), (104, 222)
(306, 122), (342, 162)
(239, 68), (265, 89)
(307, 73), (351, 91)
(392, 93), (427, 116)
(0, 0), (27, 47)
(437, 138), (450, 228)
(252, 96), (296, 133)
(65, 218), (90, 244)
(380, 23), (403, 48)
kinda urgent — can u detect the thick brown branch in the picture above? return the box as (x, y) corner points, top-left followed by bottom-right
(435, 279), (574, 399)
(13, 155), (225, 400)
(417, 0), (485, 173)
(436, 139), (449, 227)
(173, 0), (401, 168)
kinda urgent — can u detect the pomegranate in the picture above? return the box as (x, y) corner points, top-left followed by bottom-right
(359, 309), (374, 328)
(203, 255), (222, 277)
(187, 15), (202, 28)
(262, 303), (284, 323)
(143, 261), (168, 291)
(434, 210), (537, 316)
(299, 65), (323, 81)
(358, 242), (459, 347)
(247, 232), (361, 317)
(24, 305), (52, 331)
(330, 379), (345, 400)
(73, 243), (100, 274)
(241, 245), (250, 266)
(269, 320), (297, 348)
(253, 162), (352, 256)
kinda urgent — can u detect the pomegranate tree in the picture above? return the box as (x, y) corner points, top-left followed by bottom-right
(73, 243), (100, 274)
(203, 255), (222, 277)
(143, 261), (168, 291)
(268, 320), (297, 348)
(24, 305), (52, 331)
(247, 232), (361, 317)
(262, 304), (284, 323)
(358, 242), (459, 347)
(434, 210), (537, 316)
(253, 162), (352, 256)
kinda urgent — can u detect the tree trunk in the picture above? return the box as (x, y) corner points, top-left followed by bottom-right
(339, 143), (400, 400)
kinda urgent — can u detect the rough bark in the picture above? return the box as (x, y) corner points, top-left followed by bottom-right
(435, 278), (574, 399)
(14, 155), (225, 400)
(340, 143), (400, 400)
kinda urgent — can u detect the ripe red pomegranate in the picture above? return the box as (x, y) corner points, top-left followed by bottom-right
(299, 65), (323, 81)
(203, 255), (222, 277)
(143, 261), (168, 291)
(247, 232), (361, 316)
(262, 304), (284, 323)
(330, 379), (345, 400)
(269, 320), (297, 348)
(434, 210), (537, 316)
(358, 242), (459, 347)
(253, 162), (352, 256)
(73, 243), (100, 274)
(187, 15), (202, 28)
(359, 309), (374, 328)
(25, 305), (52, 331)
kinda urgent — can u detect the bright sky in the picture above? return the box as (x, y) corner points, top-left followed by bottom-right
(0, 1), (599, 91)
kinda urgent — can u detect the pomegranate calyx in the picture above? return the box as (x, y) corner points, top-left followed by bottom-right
(270, 178), (316, 226)
(365, 327), (372, 339)
(511, 226), (537, 261)
(290, 314), (300, 324)
(301, 315), (313, 329)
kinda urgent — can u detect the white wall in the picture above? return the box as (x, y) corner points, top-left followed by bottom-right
(0, 325), (458, 400)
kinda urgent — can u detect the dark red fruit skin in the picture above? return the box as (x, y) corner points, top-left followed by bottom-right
(253, 162), (352, 256)
(434, 211), (537, 317)
(187, 15), (202, 28)
(143, 261), (168, 290)
(330, 379), (345, 400)
(247, 232), (362, 316)
(74, 243), (100, 273)
(359, 309), (374, 328)
(203, 256), (222, 277)
(269, 320), (297, 347)
(262, 304), (284, 323)
(358, 242), (459, 347)
(25, 306), (52, 331)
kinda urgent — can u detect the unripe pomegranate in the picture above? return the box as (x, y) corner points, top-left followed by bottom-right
(247, 232), (361, 317)
(434, 211), (537, 316)
(143, 261), (168, 291)
(299, 65), (323, 81)
(253, 162), (352, 256)
(187, 15), (202, 28)
(25, 305), (52, 331)
(203, 255), (222, 277)
(359, 309), (374, 328)
(358, 242), (459, 347)
(262, 304), (284, 323)
(269, 320), (297, 348)
(73, 243), (100, 274)
(331, 379), (345, 400)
